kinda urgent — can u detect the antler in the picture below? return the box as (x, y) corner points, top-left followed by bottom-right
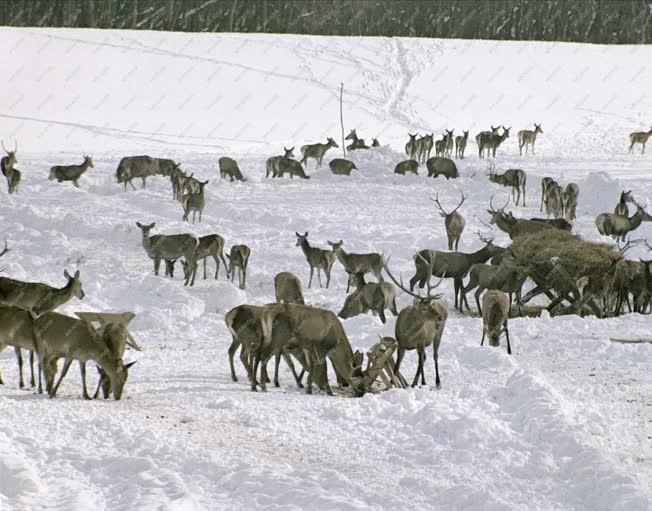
(14, 140), (17, 153)
(415, 251), (445, 299)
(0, 240), (10, 258)
(489, 193), (510, 213)
(1, 141), (7, 154)
(644, 239), (652, 251)
(475, 230), (494, 245)
(383, 255), (423, 299)
(429, 191), (448, 216)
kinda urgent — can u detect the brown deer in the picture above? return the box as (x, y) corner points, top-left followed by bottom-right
(486, 126), (511, 158)
(218, 156), (247, 182)
(227, 245), (251, 289)
(614, 190), (635, 216)
(444, 129), (455, 157)
(487, 196), (553, 239)
(49, 155), (94, 187)
(426, 157), (459, 179)
(329, 158), (357, 176)
(455, 130), (469, 159)
(628, 127), (652, 154)
(434, 134), (447, 157)
(338, 276), (398, 324)
(409, 232), (504, 311)
(595, 202), (652, 242)
(540, 177), (557, 212)
(0, 266), (85, 389)
(544, 182), (563, 219)
(561, 183), (579, 221)
(300, 137), (339, 168)
(419, 133), (434, 163)
(260, 303), (366, 395)
(488, 161), (526, 206)
(327, 240), (383, 292)
(135, 222), (199, 286)
(371, 138), (380, 148)
(462, 258), (527, 316)
(180, 234), (228, 280)
(33, 311), (136, 400)
(430, 191), (467, 251)
(518, 123), (543, 155)
(116, 155), (181, 191)
(394, 159), (419, 175)
(475, 126), (500, 158)
(274, 272), (305, 304)
(481, 290), (512, 354)
(384, 256), (448, 388)
(295, 232), (335, 288)
(405, 133), (419, 160)
(181, 179), (208, 223)
(1, 140), (20, 194)
(345, 129), (369, 151)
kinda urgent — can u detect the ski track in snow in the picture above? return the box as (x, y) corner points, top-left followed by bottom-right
(0, 28), (651, 511)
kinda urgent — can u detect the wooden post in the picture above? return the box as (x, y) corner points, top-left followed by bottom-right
(340, 82), (346, 157)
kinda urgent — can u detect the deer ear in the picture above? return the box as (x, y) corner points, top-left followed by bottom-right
(149, 223), (156, 229)
(64, 269), (72, 279)
(124, 361), (137, 370)
(136, 222), (142, 228)
(74, 270), (80, 279)
(295, 232), (301, 237)
(304, 232), (308, 237)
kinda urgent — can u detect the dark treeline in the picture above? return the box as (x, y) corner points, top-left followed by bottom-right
(0, 0), (650, 44)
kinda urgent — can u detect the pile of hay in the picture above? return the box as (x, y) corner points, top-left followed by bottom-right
(507, 229), (620, 293)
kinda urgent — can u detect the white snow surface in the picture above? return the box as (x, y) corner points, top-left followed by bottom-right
(0, 28), (651, 511)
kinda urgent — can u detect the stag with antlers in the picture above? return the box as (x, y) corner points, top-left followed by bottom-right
(431, 191), (467, 251)
(383, 255), (448, 388)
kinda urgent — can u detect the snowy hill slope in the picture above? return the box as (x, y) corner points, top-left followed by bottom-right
(0, 28), (651, 511)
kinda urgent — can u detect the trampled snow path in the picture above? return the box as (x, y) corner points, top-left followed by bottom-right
(0, 28), (651, 510)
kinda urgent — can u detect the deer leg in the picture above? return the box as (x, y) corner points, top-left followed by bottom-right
(273, 352), (282, 387)
(304, 350), (313, 395)
(308, 266), (314, 288)
(454, 280), (460, 310)
(80, 362), (91, 400)
(390, 298), (399, 316)
(129, 179), (137, 191)
(283, 352), (304, 389)
(411, 349), (424, 387)
(230, 265), (236, 283)
(434, 352), (441, 388)
(154, 258), (161, 276)
(213, 255), (219, 279)
(379, 309), (386, 324)
(51, 358), (73, 398)
(242, 268), (247, 290)
(15, 347), (24, 389)
(316, 268), (323, 288)
(504, 321), (513, 355)
(481, 329), (486, 346)
(346, 272), (351, 293)
(394, 347), (405, 376)
(228, 338), (240, 382)
(203, 258), (207, 279)
(475, 288), (483, 315)
(29, 350), (35, 387)
(420, 349), (427, 386)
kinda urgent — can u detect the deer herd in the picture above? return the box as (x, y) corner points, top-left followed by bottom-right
(0, 122), (650, 401)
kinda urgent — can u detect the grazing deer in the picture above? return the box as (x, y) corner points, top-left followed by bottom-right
(561, 183), (579, 221)
(595, 202), (652, 242)
(481, 290), (512, 354)
(267, 156), (309, 179)
(475, 126), (500, 158)
(0, 267), (85, 389)
(135, 222), (199, 286)
(181, 179), (208, 223)
(371, 138), (380, 148)
(218, 156), (247, 182)
(614, 190), (635, 216)
(0, 307), (43, 391)
(33, 312), (136, 400)
(409, 232), (504, 311)
(329, 158), (357, 176)
(540, 177), (557, 212)
(628, 127), (652, 154)
(295, 232), (335, 288)
(426, 157), (459, 179)
(455, 130), (469, 159)
(338, 279), (398, 324)
(171, 170), (192, 201)
(260, 303), (366, 395)
(419, 134), (434, 163)
(529, 217), (572, 231)
(225, 304), (306, 390)
(116, 156), (181, 191)
(227, 245), (251, 290)
(265, 147), (295, 178)
(431, 191), (466, 251)
(49, 155), (94, 187)
(487, 195), (553, 239)
(300, 137), (338, 168)
(327, 240), (384, 293)
(488, 161), (526, 206)
(274, 272), (305, 304)
(180, 234), (228, 280)
(384, 256), (448, 388)
(405, 133), (419, 160)
(394, 159), (419, 175)
(518, 123), (543, 156)
(444, 129), (454, 157)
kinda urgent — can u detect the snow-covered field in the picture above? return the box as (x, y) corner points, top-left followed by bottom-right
(0, 28), (651, 510)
